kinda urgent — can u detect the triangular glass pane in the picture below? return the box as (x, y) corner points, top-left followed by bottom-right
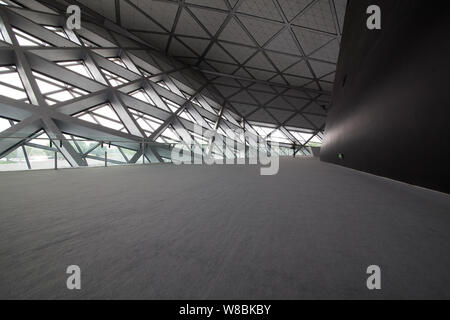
(101, 68), (129, 87)
(267, 129), (291, 144)
(160, 126), (181, 143)
(75, 103), (127, 132)
(80, 37), (98, 48)
(43, 25), (70, 40)
(57, 60), (94, 79)
(129, 89), (155, 106)
(0, 116), (13, 133)
(129, 108), (163, 137)
(0, 145), (28, 171)
(0, 65), (29, 102)
(179, 110), (196, 123)
(139, 68), (152, 77)
(161, 97), (181, 113)
(108, 57), (128, 69)
(33, 71), (89, 104)
(13, 28), (51, 47)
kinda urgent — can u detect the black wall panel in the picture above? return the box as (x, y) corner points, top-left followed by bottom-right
(321, 0), (450, 194)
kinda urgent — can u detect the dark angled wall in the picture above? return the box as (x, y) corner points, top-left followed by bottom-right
(321, 0), (450, 194)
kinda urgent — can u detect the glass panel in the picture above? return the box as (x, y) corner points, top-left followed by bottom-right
(57, 61), (93, 79)
(75, 104), (126, 132)
(33, 71), (89, 103)
(80, 37), (98, 48)
(268, 129), (291, 144)
(0, 117), (12, 132)
(108, 57), (127, 69)
(0, 146), (28, 171)
(102, 68), (128, 87)
(161, 97), (180, 113)
(43, 26), (69, 40)
(129, 89), (155, 106)
(129, 108), (163, 136)
(13, 28), (50, 47)
(0, 66), (29, 102)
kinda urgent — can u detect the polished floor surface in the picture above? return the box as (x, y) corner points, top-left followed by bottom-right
(1, 158), (450, 299)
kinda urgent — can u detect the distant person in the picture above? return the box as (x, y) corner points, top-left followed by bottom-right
(292, 142), (297, 158)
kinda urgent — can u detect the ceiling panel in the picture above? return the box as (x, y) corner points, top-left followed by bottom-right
(26, 0), (348, 139)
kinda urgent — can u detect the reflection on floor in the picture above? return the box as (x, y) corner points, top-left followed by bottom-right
(1, 158), (449, 299)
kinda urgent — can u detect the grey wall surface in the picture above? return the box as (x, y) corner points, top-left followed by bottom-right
(321, 0), (450, 194)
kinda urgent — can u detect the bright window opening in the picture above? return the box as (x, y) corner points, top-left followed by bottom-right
(64, 134), (134, 166)
(33, 71), (89, 104)
(57, 60), (93, 79)
(0, 65), (29, 102)
(251, 124), (275, 140)
(80, 37), (98, 48)
(139, 68), (152, 77)
(289, 130), (323, 147)
(75, 104), (128, 133)
(156, 81), (171, 91)
(13, 28), (51, 47)
(129, 108), (163, 137)
(129, 89), (155, 106)
(158, 126), (180, 144)
(0, 0), (23, 7)
(102, 68), (128, 87)
(268, 129), (291, 145)
(0, 130), (72, 171)
(179, 110), (196, 123)
(43, 26), (69, 40)
(161, 97), (181, 113)
(108, 57), (128, 69)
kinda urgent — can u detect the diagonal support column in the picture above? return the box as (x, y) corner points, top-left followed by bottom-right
(41, 116), (87, 167)
(149, 83), (208, 141)
(110, 91), (145, 138)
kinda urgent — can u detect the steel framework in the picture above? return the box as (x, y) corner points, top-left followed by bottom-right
(0, 0), (338, 170)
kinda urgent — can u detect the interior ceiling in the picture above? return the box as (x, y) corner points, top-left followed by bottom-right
(0, 0), (339, 171)
(17, 0), (348, 132)
(59, 0), (347, 122)
(74, 0), (346, 91)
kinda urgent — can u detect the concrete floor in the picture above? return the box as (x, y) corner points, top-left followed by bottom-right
(0, 158), (450, 299)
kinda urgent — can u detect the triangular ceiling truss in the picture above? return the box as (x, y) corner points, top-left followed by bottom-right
(0, 0), (338, 170)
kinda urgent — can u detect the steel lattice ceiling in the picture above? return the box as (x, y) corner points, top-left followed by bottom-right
(50, 0), (347, 130)
(0, 0), (343, 170)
